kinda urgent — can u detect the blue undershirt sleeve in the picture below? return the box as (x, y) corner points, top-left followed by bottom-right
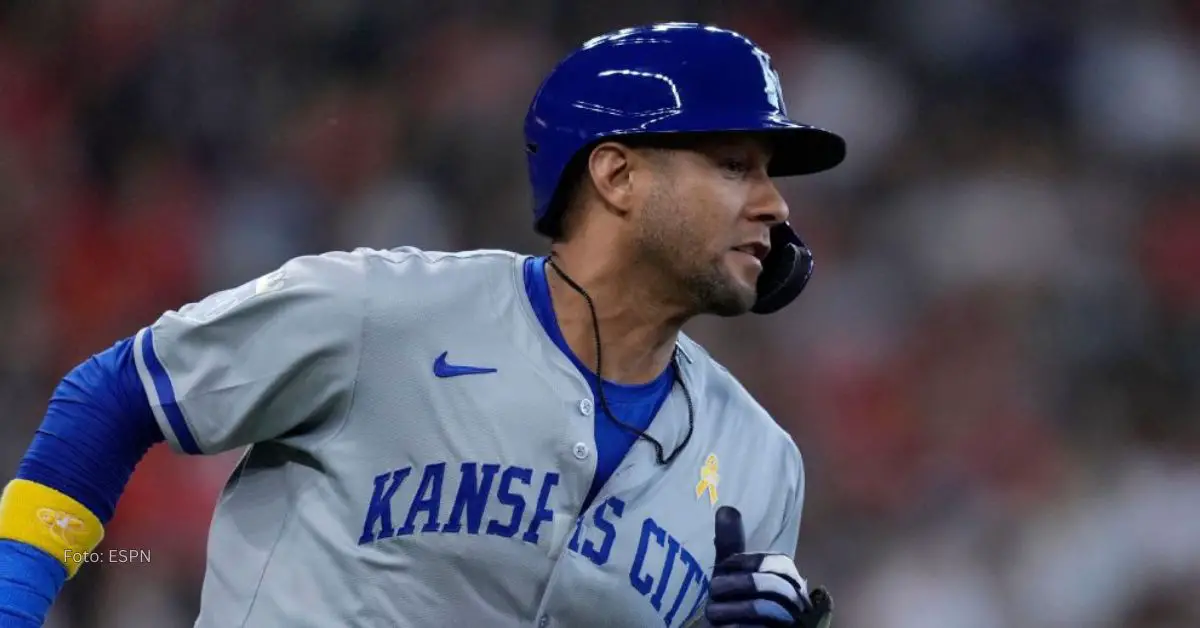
(0, 336), (164, 625)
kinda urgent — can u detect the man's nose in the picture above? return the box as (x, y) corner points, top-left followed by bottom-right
(748, 179), (790, 226)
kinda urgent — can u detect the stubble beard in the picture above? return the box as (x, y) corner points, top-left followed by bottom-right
(636, 196), (756, 319)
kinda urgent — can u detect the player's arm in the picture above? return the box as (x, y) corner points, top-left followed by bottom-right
(0, 338), (162, 626)
(0, 250), (368, 626)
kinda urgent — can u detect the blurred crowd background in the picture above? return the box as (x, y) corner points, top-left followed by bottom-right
(1, 0), (1198, 626)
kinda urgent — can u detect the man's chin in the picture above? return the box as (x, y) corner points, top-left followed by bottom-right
(682, 266), (758, 317)
(703, 284), (757, 318)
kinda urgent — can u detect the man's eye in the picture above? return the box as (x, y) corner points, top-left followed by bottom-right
(720, 158), (751, 174)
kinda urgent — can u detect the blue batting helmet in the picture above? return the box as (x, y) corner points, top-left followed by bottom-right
(522, 22), (846, 314)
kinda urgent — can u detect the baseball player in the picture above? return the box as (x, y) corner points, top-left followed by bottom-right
(0, 22), (844, 627)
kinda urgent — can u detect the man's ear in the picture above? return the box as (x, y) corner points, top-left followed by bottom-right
(586, 141), (640, 216)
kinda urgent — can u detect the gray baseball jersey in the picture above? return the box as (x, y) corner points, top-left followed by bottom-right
(131, 247), (806, 628)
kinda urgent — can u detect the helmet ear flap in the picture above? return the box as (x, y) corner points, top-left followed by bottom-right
(751, 223), (813, 315)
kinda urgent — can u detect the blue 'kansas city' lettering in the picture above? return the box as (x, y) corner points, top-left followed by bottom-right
(358, 461), (559, 545)
(358, 462), (710, 627)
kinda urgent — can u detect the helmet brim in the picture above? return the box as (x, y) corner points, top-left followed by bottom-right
(609, 114), (846, 177)
(760, 123), (847, 177)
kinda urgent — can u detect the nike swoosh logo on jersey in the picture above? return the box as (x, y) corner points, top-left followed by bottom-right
(433, 351), (498, 378)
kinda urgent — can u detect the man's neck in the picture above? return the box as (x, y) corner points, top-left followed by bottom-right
(545, 250), (688, 385)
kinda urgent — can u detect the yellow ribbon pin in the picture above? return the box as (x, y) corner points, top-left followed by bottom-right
(695, 454), (719, 506)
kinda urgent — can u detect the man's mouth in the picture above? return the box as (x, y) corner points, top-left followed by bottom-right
(731, 241), (770, 262)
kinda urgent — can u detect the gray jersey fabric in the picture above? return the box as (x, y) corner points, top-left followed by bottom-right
(133, 247), (806, 628)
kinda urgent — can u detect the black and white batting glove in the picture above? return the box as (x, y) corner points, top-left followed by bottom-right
(705, 506), (833, 628)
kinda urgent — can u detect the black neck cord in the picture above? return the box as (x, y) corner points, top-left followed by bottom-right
(546, 255), (695, 466)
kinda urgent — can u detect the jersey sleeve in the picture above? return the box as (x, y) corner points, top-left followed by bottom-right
(766, 446), (806, 558)
(133, 250), (367, 455)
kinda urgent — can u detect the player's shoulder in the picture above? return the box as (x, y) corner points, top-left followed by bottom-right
(218, 246), (523, 313)
(354, 246), (527, 301)
(353, 246), (524, 278)
(676, 333), (803, 469)
(274, 246), (523, 290)
(164, 246), (527, 335)
(674, 334), (781, 435)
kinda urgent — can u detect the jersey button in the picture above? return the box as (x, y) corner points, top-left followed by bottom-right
(578, 398), (593, 416)
(538, 615), (549, 628)
(572, 442), (590, 460)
